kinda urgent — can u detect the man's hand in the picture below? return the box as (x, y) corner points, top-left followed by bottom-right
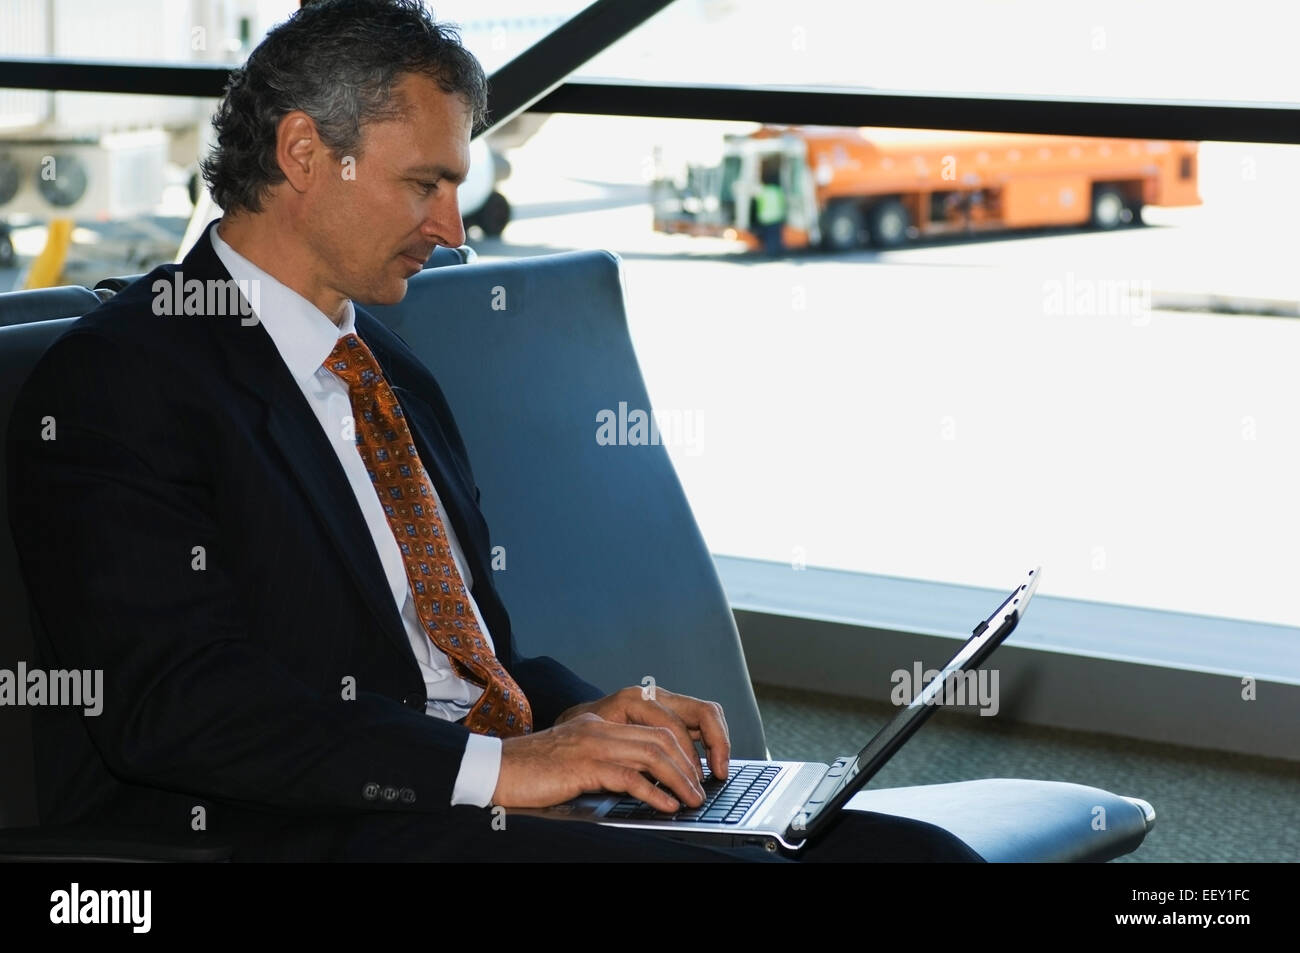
(556, 685), (731, 780)
(490, 686), (731, 811)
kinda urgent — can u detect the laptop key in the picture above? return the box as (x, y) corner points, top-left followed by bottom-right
(603, 761), (786, 824)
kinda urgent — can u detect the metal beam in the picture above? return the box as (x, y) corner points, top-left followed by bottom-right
(479, 0), (676, 136)
(0, 57), (228, 98)
(1, 59), (1297, 145)
(534, 80), (1300, 145)
(0, 0), (683, 136)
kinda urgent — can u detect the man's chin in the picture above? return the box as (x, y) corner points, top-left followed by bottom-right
(360, 279), (410, 307)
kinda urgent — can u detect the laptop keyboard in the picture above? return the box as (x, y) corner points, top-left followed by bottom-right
(603, 762), (781, 825)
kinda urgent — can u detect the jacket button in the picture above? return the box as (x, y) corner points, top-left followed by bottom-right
(381, 786), (399, 802)
(362, 782), (380, 801)
(399, 788), (416, 804)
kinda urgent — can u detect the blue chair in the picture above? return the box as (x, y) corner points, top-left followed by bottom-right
(0, 258), (1154, 861)
(0, 287), (103, 328)
(368, 250), (1155, 862)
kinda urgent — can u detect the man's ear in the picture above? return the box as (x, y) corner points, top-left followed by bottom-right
(276, 111), (324, 195)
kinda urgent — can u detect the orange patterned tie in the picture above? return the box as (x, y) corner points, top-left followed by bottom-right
(325, 331), (532, 737)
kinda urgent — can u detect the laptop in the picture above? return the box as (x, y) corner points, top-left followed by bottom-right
(518, 565), (1041, 854)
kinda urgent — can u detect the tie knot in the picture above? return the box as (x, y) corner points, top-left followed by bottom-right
(326, 332), (382, 391)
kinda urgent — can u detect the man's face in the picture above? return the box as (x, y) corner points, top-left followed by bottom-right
(305, 72), (470, 308)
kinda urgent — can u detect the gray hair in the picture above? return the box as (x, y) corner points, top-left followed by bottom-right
(200, 0), (488, 215)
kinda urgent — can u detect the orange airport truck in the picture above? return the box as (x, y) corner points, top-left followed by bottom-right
(651, 126), (1201, 251)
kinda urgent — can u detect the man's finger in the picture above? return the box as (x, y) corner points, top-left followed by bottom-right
(655, 692), (731, 780)
(624, 697), (705, 781)
(698, 700), (730, 780)
(598, 762), (680, 814)
(592, 721), (705, 808)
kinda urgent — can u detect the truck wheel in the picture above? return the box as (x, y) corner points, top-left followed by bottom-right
(868, 198), (910, 248)
(1090, 187), (1126, 230)
(820, 202), (864, 251)
(476, 191), (511, 237)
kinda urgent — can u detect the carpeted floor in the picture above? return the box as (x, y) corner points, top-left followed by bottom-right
(753, 683), (1300, 862)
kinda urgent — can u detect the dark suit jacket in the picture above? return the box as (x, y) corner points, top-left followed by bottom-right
(5, 221), (605, 838)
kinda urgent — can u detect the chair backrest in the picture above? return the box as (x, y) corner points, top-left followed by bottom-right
(0, 287), (101, 328)
(0, 313), (80, 827)
(92, 274), (145, 295)
(369, 250), (768, 758)
(424, 245), (476, 268)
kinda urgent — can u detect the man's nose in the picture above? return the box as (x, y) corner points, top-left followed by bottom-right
(432, 191), (467, 249)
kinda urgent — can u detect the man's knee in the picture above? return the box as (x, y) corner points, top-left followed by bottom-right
(795, 810), (985, 863)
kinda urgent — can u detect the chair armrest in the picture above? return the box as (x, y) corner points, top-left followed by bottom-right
(845, 778), (1154, 862)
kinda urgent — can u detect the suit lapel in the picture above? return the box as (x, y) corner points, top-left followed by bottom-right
(183, 223), (414, 664)
(262, 393), (415, 659)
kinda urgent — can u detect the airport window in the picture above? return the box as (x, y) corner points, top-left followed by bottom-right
(0, 86), (217, 283)
(458, 115), (1300, 629)
(2, 0), (1297, 635)
(558, 0), (1300, 106)
(2, 0), (276, 65)
(2, 1), (592, 71)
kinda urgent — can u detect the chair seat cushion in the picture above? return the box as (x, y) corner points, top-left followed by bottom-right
(846, 778), (1152, 862)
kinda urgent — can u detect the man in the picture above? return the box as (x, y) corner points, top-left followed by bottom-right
(753, 158), (787, 256)
(6, 0), (978, 862)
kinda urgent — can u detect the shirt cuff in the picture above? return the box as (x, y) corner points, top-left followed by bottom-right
(450, 732), (503, 807)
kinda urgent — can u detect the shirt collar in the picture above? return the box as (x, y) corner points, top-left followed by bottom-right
(209, 221), (357, 383)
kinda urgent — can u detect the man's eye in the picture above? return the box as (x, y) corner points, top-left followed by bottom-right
(416, 180), (439, 195)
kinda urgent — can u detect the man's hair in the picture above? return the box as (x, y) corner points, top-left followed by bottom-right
(200, 0), (488, 215)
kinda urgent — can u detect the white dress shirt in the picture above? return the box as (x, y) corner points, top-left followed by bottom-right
(211, 223), (502, 807)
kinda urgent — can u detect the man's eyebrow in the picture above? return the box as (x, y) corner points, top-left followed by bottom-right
(404, 163), (467, 185)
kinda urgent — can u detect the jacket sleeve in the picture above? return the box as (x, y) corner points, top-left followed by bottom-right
(6, 328), (476, 816)
(509, 655), (606, 729)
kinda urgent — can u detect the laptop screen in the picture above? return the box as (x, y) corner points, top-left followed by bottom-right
(792, 566), (1042, 843)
